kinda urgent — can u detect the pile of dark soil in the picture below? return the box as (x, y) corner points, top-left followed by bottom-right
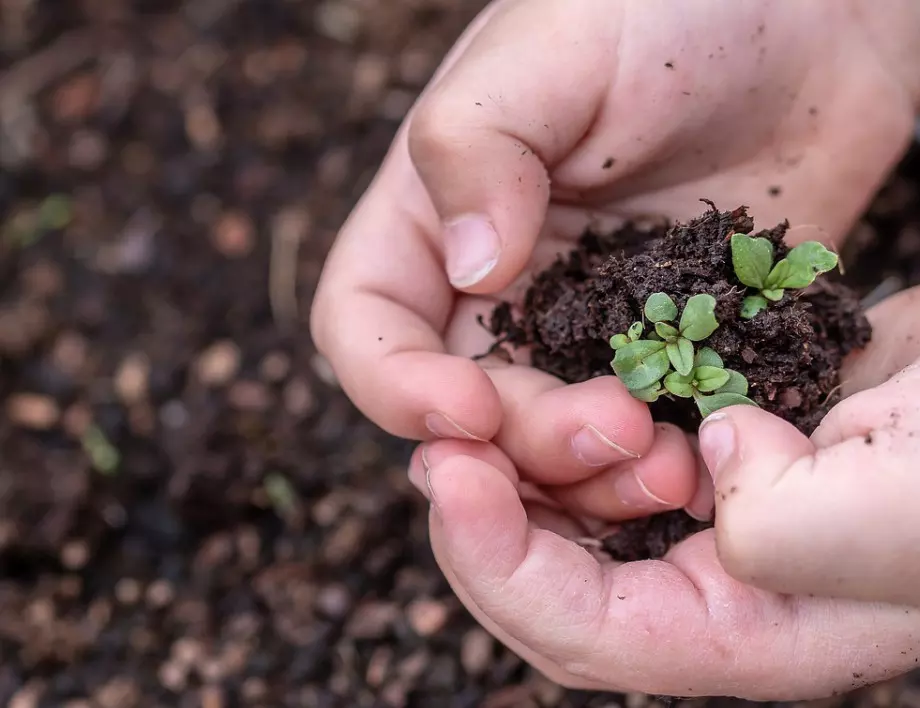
(488, 202), (871, 435)
(1, 1), (919, 706)
(487, 203), (873, 563)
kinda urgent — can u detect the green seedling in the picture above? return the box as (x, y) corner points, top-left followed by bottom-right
(611, 292), (718, 384)
(730, 233), (838, 318)
(662, 347), (757, 417)
(609, 294), (759, 417)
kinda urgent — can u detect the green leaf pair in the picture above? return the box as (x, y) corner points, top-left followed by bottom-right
(611, 293), (718, 389)
(731, 233), (838, 318)
(609, 293), (759, 417)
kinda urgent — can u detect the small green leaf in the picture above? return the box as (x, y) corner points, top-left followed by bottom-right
(762, 288), (784, 302)
(679, 294), (719, 341)
(695, 392), (759, 418)
(694, 347), (723, 368)
(666, 338), (694, 376)
(764, 258), (792, 290)
(717, 369), (749, 396)
(628, 321), (644, 341)
(787, 241), (838, 275)
(611, 340), (670, 390)
(741, 295), (768, 319)
(610, 333), (629, 350)
(664, 371), (695, 398)
(632, 382), (663, 403)
(730, 233), (774, 289)
(655, 322), (680, 340)
(771, 241), (839, 289)
(694, 366), (731, 392)
(644, 292), (678, 323)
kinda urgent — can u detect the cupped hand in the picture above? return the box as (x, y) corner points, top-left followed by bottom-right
(311, 0), (918, 524)
(407, 290), (920, 700)
(701, 286), (920, 608)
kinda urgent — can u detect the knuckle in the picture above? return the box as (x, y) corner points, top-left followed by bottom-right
(407, 90), (463, 164)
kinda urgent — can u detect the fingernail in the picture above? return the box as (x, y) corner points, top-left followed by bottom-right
(571, 424), (639, 467)
(443, 216), (500, 288)
(425, 463), (441, 514)
(613, 470), (670, 508)
(698, 413), (736, 483)
(408, 446), (431, 500)
(425, 412), (482, 440)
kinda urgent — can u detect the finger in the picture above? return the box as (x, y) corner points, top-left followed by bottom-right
(426, 453), (920, 698)
(309, 2), (515, 441)
(407, 0), (613, 293)
(551, 423), (698, 520)
(684, 435), (716, 521)
(700, 404), (920, 606)
(841, 285), (920, 394)
(312, 241), (503, 440)
(487, 366), (656, 485)
(811, 357), (920, 447)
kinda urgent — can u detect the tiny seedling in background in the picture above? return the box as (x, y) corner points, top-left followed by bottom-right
(730, 233), (838, 318)
(81, 424), (120, 475)
(264, 472), (298, 519)
(610, 293), (758, 417)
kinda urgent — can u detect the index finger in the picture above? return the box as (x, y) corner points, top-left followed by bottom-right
(310, 4), (510, 440)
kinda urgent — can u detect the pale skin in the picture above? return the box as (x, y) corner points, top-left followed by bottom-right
(311, 0), (920, 700)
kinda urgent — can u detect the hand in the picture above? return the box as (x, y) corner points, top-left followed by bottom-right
(312, 0), (920, 526)
(700, 287), (920, 608)
(309, 0), (920, 699)
(408, 289), (920, 701)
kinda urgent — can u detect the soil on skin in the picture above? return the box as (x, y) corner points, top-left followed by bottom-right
(487, 203), (872, 561)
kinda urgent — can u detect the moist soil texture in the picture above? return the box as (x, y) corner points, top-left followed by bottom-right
(2, 1), (920, 706)
(488, 203), (871, 436)
(487, 203), (872, 563)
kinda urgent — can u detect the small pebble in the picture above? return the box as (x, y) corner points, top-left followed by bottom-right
(9, 681), (43, 708)
(146, 579), (175, 608)
(60, 539), (89, 570)
(259, 351), (290, 382)
(227, 380), (270, 411)
(283, 377), (315, 416)
(211, 210), (254, 258)
(315, 583), (351, 619)
(406, 598), (450, 636)
(200, 685), (224, 708)
(115, 578), (142, 605)
(157, 661), (187, 692)
(195, 341), (241, 386)
(461, 628), (494, 675)
(7, 393), (60, 430)
(115, 352), (150, 404)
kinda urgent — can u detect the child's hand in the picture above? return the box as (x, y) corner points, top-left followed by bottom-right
(409, 294), (920, 700)
(311, 0), (920, 698)
(312, 0), (918, 524)
(700, 287), (920, 608)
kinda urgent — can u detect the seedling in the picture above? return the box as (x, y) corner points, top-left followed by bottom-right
(609, 293), (758, 417)
(730, 233), (838, 318)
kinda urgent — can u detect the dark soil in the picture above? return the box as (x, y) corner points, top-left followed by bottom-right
(487, 204), (872, 563)
(1, 1), (919, 706)
(488, 203), (871, 436)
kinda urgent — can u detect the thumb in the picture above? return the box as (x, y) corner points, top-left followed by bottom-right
(407, 0), (614, 292)
(699, 402), (920, 607)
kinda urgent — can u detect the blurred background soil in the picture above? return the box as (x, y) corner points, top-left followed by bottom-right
(0, 1), (918, 707)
